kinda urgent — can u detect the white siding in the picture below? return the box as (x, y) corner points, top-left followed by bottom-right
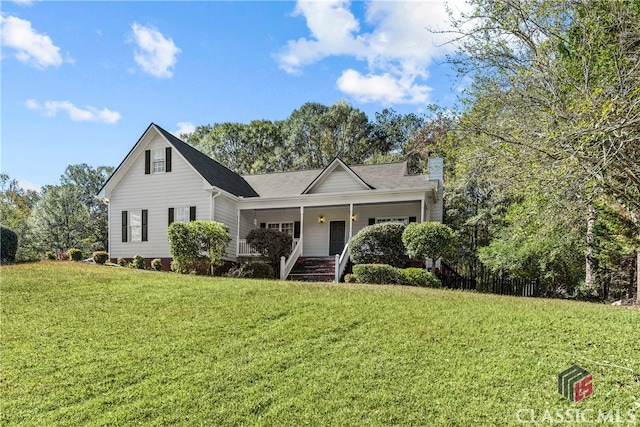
(309, 170), (366, 194)
(302, 206), (349, 256)
(351, 202), (422, 236)
(109, 135), (211, 259)
(213, 196), (239, 259)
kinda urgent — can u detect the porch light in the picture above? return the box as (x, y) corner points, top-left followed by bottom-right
(318, 215), (325, 223)
(351, 214), (357, 221)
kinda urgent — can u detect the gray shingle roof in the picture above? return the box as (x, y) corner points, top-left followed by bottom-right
(242, 161), (435, 197)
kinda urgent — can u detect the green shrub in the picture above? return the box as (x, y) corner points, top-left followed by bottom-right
(402, 222), (455, 264)
(227, 262), (275, 279)
(92, 251), (109, 265)
(117, 258), (127, 267)
(352, 264), (400, 285)
(1, 226), (18, 263)
(132, 254), (145, 269)
(151, 258), (163, 271)
(344, 273), (358, 283)
(245, 228), (292, 277)
(45, 251), (57, 260)
(68, 248), (83, 261)
(168, 221), (230, 275)
(349, 222), (406, 267)
(171, 256), (211, 275)
(397, 267), (441, 288)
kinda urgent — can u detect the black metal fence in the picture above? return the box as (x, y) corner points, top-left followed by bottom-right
(438, 261), (540, 297)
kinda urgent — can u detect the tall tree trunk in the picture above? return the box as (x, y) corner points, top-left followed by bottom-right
(585, 205), (599, 295)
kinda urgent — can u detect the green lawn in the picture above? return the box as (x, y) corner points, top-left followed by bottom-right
(1, 262), (639, 426)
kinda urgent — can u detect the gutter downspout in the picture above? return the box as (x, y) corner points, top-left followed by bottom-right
(210, 189), (222, 221)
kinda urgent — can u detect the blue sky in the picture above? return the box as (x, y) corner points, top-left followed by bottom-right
(1, 0), (468, 190)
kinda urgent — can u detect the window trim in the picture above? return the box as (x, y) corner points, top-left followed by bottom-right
(267, 221), (294, 236)
(375, 217), (410, 226)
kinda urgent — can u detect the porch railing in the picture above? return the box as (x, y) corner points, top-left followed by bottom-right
(280, 237), (303, 280)
(238, 238), (300, 257)
(335, 238), (351, 282)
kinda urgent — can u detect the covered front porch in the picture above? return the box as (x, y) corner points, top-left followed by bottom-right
(235, 199), (429, 280)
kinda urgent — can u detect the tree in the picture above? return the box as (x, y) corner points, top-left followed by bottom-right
(445, 0), (640, 295)
(60, 164), (113, 251)
(0, 173), (40, 261)
(30, 184), (89, 254)
(402, 222), (456, 266)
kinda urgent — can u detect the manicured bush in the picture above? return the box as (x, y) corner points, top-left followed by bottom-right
(227, 262), (275, 279)
(344, 273), (358, 283)
(117, 258), (127, 267)
(151, 258), (163, 271)
(92, 251), (109, 265)
(132, 254), (145, 269)
(402, 222), (455, 264)
(245, 228), (293, 277)
(349, 222), (406, 267)
(171, 256), (211, 275)
(168, 221), (230, 275)
(397, 267), (441, 288)
(352, 264), (400, 285)
(68, 248), (83, 261)
(45, 251), (57, 260)
(1, 226), (18, 263)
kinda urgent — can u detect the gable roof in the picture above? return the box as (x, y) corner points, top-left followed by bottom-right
(98, 123), (259, 199)
(152, 124), (259, 197)
(242, 161), (435, 198)
(301, 158), (374, 194)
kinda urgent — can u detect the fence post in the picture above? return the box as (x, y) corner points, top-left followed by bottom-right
(280, 256), (286, 280)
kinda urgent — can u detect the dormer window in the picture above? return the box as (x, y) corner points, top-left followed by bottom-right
(152, 149), (165, 173)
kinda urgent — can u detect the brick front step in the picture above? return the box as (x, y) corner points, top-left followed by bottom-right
(288, 257), (336, 281)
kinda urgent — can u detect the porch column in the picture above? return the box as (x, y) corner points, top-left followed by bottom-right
(420, 197), (425, 222)
(236, 210), (241, 257)
(299, 206), (304, 254)
(349, 202), (353, 239)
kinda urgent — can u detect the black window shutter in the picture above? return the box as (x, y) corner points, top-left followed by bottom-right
(190, 206), (196, 221)
(142, 210), (148, 242)
(168, 208), (174, 226)
(409, 216), (417, 223)
(166, 147), (172, 172)
(294, 221), (301, 238)
(260, 222), (266, 229)
(368, 218), (375, 226)
(122, 211), (128, 242)
(145, 150), (151, 174)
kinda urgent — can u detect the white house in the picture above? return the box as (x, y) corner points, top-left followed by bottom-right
(97, 123), (443, 280)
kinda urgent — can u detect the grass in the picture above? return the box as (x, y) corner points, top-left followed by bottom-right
(1, 262), (639, 426)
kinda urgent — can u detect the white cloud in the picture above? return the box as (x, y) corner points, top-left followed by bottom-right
(337, 69), (431, 104)
(275, 0), (470, 105)
(0, 15), (64, 68)
(17, 179), (41, 192)
(131, 22), (180, 78)
(10, 0), (38, 6)
(26, 99), (121, 124)
(173, 122), (195, 137)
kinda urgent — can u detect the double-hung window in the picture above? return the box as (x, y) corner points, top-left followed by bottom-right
(168, 206), (196, 225)
(122, 210), (148, 242)
(152, 149), (165, 173)
(375, 217), (409, 226)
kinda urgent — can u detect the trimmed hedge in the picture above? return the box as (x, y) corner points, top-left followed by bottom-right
(68, 248), (83, 261)
(349, 222), (406, 267)
(352, 264), (440, 288)
(132, 254), (145, 269)
(45, 251), (57, 260)
(151, 258), (163, 271)
(353, 264), (400, 285)
(92, 251), (109, 265)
